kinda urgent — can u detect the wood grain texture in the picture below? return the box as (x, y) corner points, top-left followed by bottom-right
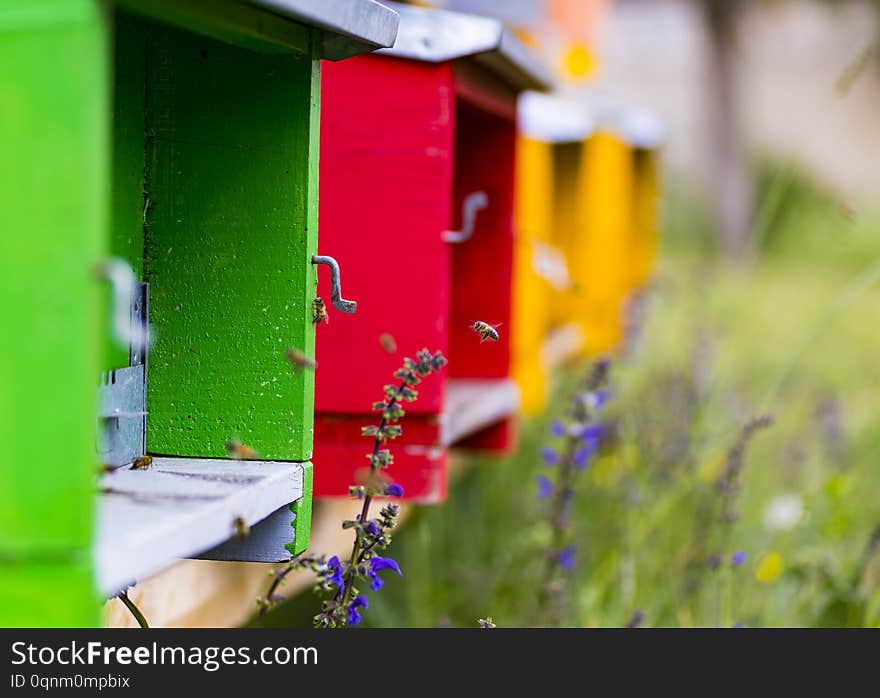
(0, 0), (108, 560)
(142, 21), (319, 461)
(95, 457), (305, 594)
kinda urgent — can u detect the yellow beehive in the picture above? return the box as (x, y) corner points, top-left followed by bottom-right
(513, 93), (593, 413)
(567, 105), (664, 356)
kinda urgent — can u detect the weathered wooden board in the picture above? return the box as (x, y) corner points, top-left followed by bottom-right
(95, 457), (305, 595)
(196, 460), (313, 562)
(443, 378), (520, 446)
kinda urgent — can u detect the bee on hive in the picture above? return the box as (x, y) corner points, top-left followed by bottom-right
(233, 516), (250, 539)
(130, 455), (153, 470)
(471, 321), (501, 343)
(312, 296), (329, 325)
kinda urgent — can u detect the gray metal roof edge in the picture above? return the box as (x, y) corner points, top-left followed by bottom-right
(249, 0), (400, 58)
(378, 1), (552, 92)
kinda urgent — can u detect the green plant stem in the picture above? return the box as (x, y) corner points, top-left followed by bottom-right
(117, 591), (149, 629)
(341, 374), (410, 605)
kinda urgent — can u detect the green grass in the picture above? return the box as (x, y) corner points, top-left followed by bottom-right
(263, 167), (880, 628)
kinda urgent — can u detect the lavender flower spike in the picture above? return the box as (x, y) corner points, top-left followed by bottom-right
(536, 475), (554, 499)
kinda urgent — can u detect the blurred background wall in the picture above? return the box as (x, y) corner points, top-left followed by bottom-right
(414, 0), (880, 254)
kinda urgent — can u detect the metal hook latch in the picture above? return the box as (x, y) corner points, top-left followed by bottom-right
(97, 257), (150, 352)
(443, 191), (488, 244)
(311, 255), (357, 314)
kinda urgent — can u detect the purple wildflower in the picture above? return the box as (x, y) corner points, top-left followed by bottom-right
(348, 594), (368, 626)
(574, 440), (597, 470)
(581, 423), (604, 442)
(366, 556), (402, 591)
(592, 390), (611, 410)
(731, 551), (747, 567)
(384, 483), (405, 497)
(558, 545), (576, 570)
(326, 556), (344, 592)
(550, 420), (566, 437)
(541, 446), (559, 466)
(536, 475), (553, 499)
(365, 521), (380, 536)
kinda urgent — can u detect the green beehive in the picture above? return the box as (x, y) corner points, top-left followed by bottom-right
(0, 0), (398, 627)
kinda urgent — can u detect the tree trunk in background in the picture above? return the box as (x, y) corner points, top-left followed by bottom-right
(700, 0), (753, 262)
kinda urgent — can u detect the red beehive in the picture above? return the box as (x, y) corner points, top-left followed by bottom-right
(314, 2), (551, 501)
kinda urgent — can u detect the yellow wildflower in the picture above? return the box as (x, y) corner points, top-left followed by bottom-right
(755, 552), (784, 583)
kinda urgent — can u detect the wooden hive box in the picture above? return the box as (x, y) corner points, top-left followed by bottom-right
(551, 98), (664, 357)
(0, 0), (398, 627)
(313, 1), (552, 502)
(513, 91), (595, 414)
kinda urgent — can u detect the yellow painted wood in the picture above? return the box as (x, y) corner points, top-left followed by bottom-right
(570, 131), (635, 356)
(548, 142), (582, 328)
(513, 136), (554, 414)
(630, 147), (661, 291)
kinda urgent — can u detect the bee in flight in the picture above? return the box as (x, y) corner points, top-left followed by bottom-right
(285, 348), (317, 372)
(312, 296), (329, 325)
(471, 321), (501, 343)
(130, 455), (153, 471)
(379, 332), (398, 354)
(225, 441), (259, 460)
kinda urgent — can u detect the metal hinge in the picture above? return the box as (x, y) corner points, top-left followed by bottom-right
(98, 281), (148, 469)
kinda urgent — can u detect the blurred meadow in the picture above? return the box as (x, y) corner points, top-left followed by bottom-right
(264, 164), (880, 628)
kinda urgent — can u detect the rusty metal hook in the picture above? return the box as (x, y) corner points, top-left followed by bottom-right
(443, 191), (488, 244)
(97, 257), (150, 351)
(311, 255), (357, 314)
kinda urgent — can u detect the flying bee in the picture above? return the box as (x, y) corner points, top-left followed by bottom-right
(471, 321), (501, 343)
(285, 348), (317, 372)
(312, 296), (329, 325)
(233, 516), (250, 539)
(225, 441), (258, 460)
(130, 455), (153, 470)
(379, 332), (398, 354)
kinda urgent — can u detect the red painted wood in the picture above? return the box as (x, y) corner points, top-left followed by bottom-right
(316, 55), (455, 416)
(448, 97), (517, 383)
(314, 55), (520, 497)
(315, 56), (455, 499)
(457, 417), (518, 453)
(313, 415), (446, 503)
